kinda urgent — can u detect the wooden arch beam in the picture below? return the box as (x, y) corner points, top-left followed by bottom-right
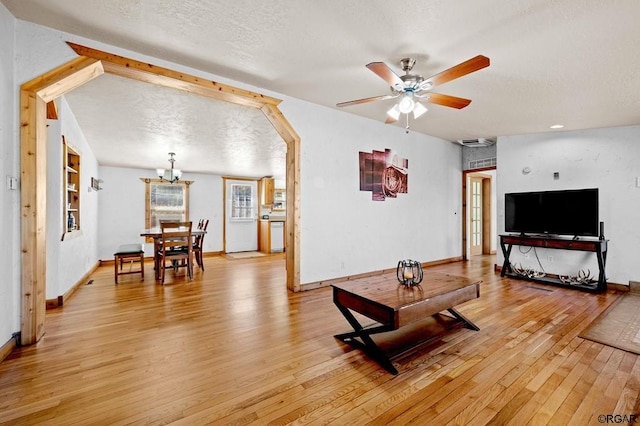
(66, 42), (281, 109)
(21, 43), (301, 346)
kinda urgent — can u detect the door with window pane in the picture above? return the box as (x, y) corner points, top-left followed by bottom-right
(224, 179), (258, 253)
(470, 177), (483, 256)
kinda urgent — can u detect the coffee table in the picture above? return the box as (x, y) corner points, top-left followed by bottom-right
(332, 272), (480, 374)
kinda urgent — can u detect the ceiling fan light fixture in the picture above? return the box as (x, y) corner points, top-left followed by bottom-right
(413, 102), (428, 119)
(387, 104), (401, 120)
(397, 95), (415, 114)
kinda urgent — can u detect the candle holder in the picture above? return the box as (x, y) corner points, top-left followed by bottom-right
(396, 259), (423, 287)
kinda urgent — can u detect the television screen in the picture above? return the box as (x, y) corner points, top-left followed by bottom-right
(505, 188), (599, 237)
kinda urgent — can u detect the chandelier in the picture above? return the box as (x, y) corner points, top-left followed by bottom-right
(156, 152), (182, 184)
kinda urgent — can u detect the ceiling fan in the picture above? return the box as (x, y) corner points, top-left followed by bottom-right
(336, 55), (490, 125)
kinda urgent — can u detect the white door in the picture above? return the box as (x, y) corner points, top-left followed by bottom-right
(470, 176), (483, 256)
(225, 179), (258, 253)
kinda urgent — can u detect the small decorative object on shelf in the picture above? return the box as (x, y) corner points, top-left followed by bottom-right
(510, 263), (546, 279)
(396, 259), (423, 286)
(559, 269), (595, 286)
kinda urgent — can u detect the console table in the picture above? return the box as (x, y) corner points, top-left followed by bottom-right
(499, 234), (608, 293)
(332, 272), (480, 374)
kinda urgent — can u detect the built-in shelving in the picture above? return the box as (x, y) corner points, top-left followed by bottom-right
(63, 136), (80, 237)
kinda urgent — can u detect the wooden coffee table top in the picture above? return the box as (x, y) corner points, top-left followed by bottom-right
(332, 272), (480, 329)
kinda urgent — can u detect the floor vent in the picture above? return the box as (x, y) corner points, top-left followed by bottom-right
(524, 285), (554, 292)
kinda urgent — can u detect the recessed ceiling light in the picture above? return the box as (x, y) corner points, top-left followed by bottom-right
(550, 124), (564, 129)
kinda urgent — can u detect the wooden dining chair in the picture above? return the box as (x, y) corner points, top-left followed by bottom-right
(193, 219), (209, 271)
(157, 221), (193, 284)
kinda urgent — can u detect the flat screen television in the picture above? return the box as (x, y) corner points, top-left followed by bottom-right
(504, 188), (599, 237)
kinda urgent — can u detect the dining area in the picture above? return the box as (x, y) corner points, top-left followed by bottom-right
(118, 219), (209, 284)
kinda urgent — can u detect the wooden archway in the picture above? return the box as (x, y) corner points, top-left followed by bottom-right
(20, 43), (301, 345)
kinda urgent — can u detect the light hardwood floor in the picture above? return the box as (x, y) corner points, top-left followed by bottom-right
(1, 254), (638, 425)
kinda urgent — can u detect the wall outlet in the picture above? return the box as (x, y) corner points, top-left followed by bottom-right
(547, 255), (554, 263)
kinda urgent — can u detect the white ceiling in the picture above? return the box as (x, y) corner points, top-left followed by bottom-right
(63, 74), (287, 179)
(4, 0), (640, 177)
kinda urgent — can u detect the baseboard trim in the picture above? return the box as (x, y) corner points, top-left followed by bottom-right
(203, 251), (223, 258)
(46, 261), (101, 309)
(0, 335), (17, 363)
(301, 256), (464, 291)
(608, 282), (629, 292)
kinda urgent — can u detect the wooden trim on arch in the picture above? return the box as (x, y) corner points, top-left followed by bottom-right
(66, 42), (281, 109)
(20, 42), (301, 346)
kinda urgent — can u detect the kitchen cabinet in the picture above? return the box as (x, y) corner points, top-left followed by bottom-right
(259, 219), (285, 253)
(260, 177), (275, 205)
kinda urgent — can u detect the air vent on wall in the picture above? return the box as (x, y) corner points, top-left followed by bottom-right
(458, 138), (495, 147)
(469, 157), (497, 169)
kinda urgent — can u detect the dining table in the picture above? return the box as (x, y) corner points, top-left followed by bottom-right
(140, 227), (206, 280)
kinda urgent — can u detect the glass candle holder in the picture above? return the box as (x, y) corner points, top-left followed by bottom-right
(396, 259), (423, 286)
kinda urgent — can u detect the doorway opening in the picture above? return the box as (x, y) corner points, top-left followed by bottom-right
(462, 167), (496, 260)
(20, 43), (301, 346)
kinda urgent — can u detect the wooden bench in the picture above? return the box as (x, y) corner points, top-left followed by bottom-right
(114, 244), (144, 283)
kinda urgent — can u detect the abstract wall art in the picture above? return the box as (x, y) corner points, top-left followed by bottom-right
(359, 148), (408, 201)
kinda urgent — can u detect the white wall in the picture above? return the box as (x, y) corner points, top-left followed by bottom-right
(54, 98), (100, 297)
(497, 126), (640, 286)
(279, 97), (463, 283)
(44, 97), (100, 299)
(0, 3), (20, 344)
(97, 167), (223, 260)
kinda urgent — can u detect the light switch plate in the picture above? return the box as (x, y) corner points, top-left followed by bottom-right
(6, 176), (18, 190)
(636, 177), (640, 188)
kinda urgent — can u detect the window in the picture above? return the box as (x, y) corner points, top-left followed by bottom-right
(143, 179), (192, 231)
(230, 183), (254, 220)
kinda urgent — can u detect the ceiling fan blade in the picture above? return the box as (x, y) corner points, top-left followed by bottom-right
(423, 55), (490, 88)
(366, 62), (405, 88)
(336, 94), (398, 108)
(425, 93), (472, 109)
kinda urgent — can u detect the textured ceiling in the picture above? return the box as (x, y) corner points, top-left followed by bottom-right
(63, 74), (287, 179)
(4, 0), (640, 177)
